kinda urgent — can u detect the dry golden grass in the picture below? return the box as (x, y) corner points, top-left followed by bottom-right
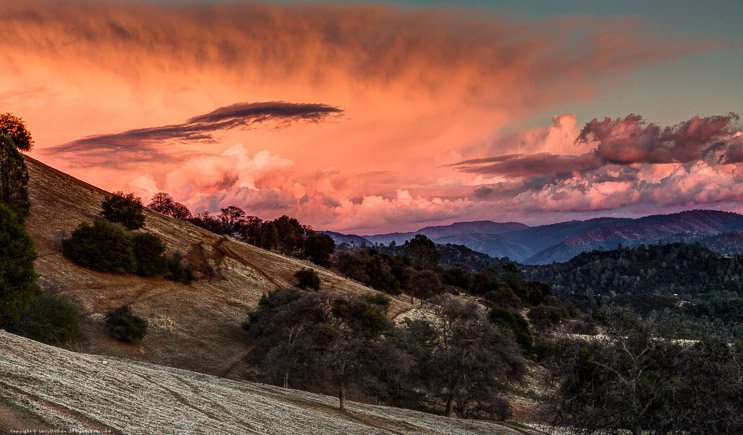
(25, 157), (414, 378)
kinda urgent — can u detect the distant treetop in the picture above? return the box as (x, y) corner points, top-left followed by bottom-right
(101, 192), (145, 230)
(0, 113), (33, 151)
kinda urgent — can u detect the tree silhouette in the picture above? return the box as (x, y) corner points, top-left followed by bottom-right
(101, 192), (146, 230)
(0, 204), (39, 327)
(0, 134), (30, 217)
(403, 235), (441, 269)
(304, 233), (335, 267)
(0, 113), (33, 151)
(148, 192), (192, 220)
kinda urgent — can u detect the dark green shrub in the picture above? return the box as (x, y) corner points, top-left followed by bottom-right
(490, 307), (533, 352)
(131, 233), (168, 276)
(303, 233), (335, 267)
(166, 253), (194, 284)
(0, 204), (39, 327)
(0, 134), (31, 218)
(104, 305), (148, 342)
(101, 191), (145, 230)
(15, 293), (81, 346)
(295, 268), (320, 290)
(362, 293), (391, 313)
(62, 219), (135, 272)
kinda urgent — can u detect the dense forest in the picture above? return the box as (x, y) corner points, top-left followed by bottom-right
(527, 242), (743, 297)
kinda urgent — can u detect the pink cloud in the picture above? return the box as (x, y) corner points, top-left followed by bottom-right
(1, 1), (730, 231)
(577, 113), (739, 164)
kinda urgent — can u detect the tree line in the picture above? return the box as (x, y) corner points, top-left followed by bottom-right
(149, 193), (337, 268)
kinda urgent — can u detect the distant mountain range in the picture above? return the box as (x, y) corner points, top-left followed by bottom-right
(322, 210), (743, 265)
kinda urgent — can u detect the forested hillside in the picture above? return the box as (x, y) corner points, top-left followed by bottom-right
(527, 242), (743, 297)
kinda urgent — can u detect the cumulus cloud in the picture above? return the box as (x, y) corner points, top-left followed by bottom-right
(450, 114), (743, 222)
(454, 114), (741, 177)
(4, 1), (731, 231)
(112, 113), (743, 233)
(577, 113), (739, 164)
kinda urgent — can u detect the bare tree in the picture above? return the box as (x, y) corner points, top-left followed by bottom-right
(400, 296), (526, 418)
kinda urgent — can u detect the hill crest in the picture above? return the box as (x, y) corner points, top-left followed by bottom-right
(23, 156), (413, 378)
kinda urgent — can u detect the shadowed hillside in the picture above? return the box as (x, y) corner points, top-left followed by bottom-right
(0, 332), (534, 434)
(24, 157), (413, 378)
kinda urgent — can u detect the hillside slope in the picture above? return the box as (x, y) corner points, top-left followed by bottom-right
(24, 157), (413, 378)
(0, 332), (532, 434)
(525, 210), (743, 264)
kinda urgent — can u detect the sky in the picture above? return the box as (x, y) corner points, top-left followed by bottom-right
(2, 0), (742, 234)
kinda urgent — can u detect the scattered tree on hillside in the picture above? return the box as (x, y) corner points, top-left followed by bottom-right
(245, 290), (399, 410)
(304, 233), (335, 267)
(364, 252), (402, 295)
(322, 295), (396, 411)
(15, 293), (81, 346)
(273, 215), (308, 256)
(101, 192), (146, 230)
(239, 215), (264, 245)
(294, 268), (321, 290)
(0, 134), (31, 217)
(244, 289), (329, 389)
(403, 235), (441, 270)
(219, 206), (246, 233)
(148, 192), (191, 220)
(62, 219), (136, 273)
(0, 113), (33, 151)
(105, 305), (148, 342)
(398, 297), (525, 418)
(0, 204), (39, 327)
(331, 251), (370, 283)
(404, 268), (444, 304)
(259, 221), (280, 250)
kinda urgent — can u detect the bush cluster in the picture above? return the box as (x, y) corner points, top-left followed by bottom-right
(62, 219), (136, 272)
(104, 305), (148, 342)
(0, 204), (40, 327)
(166, 254), (194, 284)
(15, 293), (81, 346)
(489, 307), (533, 352)
(62, 219), (193, 283)
(295, 268), (321, 290)
(101, 192), (146, 230)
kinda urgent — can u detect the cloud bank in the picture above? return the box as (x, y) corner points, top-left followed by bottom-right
(451, 114), (743, 220)
(1, 0), (730, 231)
(122, 113), (742, 233)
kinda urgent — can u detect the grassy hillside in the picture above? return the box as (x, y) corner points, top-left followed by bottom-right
(0, 331), (534, 434)
(24, 157), (413, 378)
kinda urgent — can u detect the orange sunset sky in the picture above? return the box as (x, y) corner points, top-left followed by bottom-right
(3, 0), (742, 233)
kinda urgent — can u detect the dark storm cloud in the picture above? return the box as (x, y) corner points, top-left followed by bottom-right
(453, 152), (603, 177)
(42, 102), (342, 166)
